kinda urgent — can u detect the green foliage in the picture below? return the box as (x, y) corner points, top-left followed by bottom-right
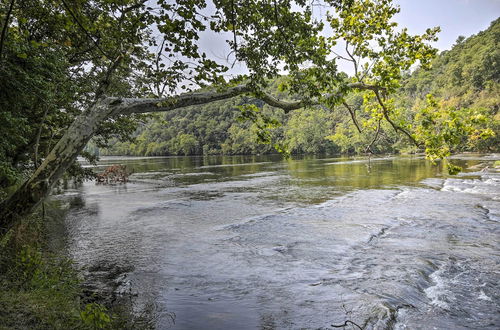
(80, 303), (111, 329)
(414, 95), (495, 161)
(0, 229), (86, 329)
(169, 133), (199, 156)
(0, 0), (155, 187)
(285, 108), (337, 154)
(400, 18), (500, 161)
(322, 14), (499, 162)
(101, 9), (497, 165)
(404, 18), (500, 99)
(329, 0), (439, 92)
(210, 0), (343, 93)
(237, 104), (282, 146)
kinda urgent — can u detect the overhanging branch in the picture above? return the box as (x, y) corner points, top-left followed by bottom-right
(114, 85), (252, 115)
(111, 82), (384, 115)
(0, 80), (389, 233)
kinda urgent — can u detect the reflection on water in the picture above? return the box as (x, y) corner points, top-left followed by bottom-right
(56, 154), (499, 329)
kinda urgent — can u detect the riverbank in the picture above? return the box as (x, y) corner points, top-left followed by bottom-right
(0, 203), (154, 329)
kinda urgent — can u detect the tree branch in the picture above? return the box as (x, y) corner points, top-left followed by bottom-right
(345, 41), (358, 79)
(33, 106), (49, 167)
(343, 101), (362, 133)
(95, 54), (124, 100)
(0, 0), (15, 61)
(115, 85), (252, 115)
(115, 83), (384, 115)
(60, 0), (110, 58)
(230, 0), (238, 53)
(106, 81), (385, 117)
(332, 50), (354, 62)
(331, 320), (363, 330)
(121, 0), (147, 14)
(113, 82), (384, 116)
(374, 90), (419, 146)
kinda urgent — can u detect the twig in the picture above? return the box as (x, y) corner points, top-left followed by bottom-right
(95, 54), (124, 100)
(332, 50), (354, 62)
(345, 41), (358, 79)
(230, 0), (238, 53)
(33, 106), (49, 167)
(365, 118), (381, 154)
(155, 38), (166, 96)
(121, 0), (146, 14)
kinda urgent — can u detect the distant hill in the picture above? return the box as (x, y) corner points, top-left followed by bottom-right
(402, 17), (499, 109)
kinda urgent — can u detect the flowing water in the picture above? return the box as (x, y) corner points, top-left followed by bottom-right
(52, 154), (499, 329)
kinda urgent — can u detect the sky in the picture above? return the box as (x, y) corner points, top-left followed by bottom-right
(196, 0), (500, 78)
(395, 0), (500, 51)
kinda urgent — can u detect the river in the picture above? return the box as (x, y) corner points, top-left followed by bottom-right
(51, 154), (499, 329)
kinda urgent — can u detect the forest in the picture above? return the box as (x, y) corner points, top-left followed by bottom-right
(0, 0), (499, 329)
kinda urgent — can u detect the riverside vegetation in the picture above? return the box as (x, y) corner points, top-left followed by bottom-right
(0, 205), (154, 329)
(0, 0), (498, 328)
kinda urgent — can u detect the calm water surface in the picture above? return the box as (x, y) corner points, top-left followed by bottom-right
(53, 154), (499, 329)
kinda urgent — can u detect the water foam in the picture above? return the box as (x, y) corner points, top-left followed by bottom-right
(424, 265), (451, 309)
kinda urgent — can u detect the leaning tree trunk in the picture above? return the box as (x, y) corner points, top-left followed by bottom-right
(0, 98), (120, 235)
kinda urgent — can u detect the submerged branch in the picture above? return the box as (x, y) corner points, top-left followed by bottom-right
(331, 320), (364, 330)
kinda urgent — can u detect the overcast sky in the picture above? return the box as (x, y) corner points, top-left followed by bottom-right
(196, 0), (500, 78)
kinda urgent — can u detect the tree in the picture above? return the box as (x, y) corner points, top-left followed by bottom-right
(0, 0), (491, 234)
